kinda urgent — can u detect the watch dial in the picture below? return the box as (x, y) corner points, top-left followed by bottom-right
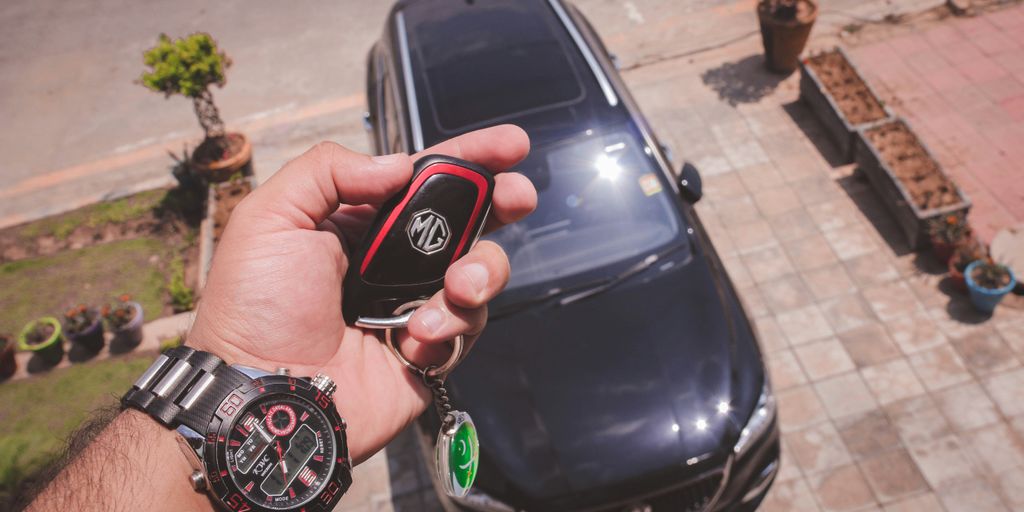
(225, 394), (336, 510)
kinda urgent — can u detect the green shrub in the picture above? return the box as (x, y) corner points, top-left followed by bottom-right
(166, 257), (194, 312)
(140, 33), (231, 140)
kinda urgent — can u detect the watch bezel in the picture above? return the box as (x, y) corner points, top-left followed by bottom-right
(202, 375), (351, 512)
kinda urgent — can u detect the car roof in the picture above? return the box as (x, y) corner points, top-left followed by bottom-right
(389, 0), (631, 148)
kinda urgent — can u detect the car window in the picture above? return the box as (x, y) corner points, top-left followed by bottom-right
(486, 126), (684, 290)
(406, 0), (586, 133)
(381, 71), (402, 153)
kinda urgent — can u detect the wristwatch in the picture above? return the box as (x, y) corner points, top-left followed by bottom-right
(122, 346), (352, 511)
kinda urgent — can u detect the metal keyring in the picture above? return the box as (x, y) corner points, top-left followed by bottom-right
(382, 300), (464, 378)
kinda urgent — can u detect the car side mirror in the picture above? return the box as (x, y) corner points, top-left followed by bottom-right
(678, 162), (702, 203)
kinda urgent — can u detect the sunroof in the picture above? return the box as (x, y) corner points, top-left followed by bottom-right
(406, 0), (587, 133)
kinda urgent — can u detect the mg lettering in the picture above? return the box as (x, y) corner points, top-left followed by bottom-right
(407, 209), (450, 255)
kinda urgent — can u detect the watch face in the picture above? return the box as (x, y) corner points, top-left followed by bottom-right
(205, 377), (351, 512)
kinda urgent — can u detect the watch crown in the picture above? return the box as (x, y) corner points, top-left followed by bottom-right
(276, 367), (290, 376)
(189, 470), (206, 491)
(311, 373), (336, 398)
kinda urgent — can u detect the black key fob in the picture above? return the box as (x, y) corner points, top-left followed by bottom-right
(342, 155), (495, 325)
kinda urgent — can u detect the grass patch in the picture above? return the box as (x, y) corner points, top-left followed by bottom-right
(17, 189), (169, 241)
(0, 354), (156, 502)
(0, 238), (169, 335)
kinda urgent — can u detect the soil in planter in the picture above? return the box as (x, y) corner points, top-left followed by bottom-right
(971, 265), (1012, 289)
(193, 133), (246, 167)
(213, 179), (252, 242)
(806, 51), (887, 125)
(24, 324), (55, 347)
(864, 121), (961, 210)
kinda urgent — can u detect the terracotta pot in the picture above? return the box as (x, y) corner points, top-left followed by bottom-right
(192, 132), (252, 183)
(930, 237), (956, 264)
(758, 0), (819, 73)
(0, 336), (16, 380)
(948, 253), (967, 293)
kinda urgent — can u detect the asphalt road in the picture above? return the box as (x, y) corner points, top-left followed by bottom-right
(0, 0), (935, 227)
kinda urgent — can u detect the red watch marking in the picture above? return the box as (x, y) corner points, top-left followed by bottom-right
(244, 481), (254, 492)
(360, 162), (490, 275)
(300, 411), (309, 422)
(266, 405), (297, 437)
(229, 440), (241, 447)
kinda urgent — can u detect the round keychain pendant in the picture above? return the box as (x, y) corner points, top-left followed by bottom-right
(435, 410), (479, 497)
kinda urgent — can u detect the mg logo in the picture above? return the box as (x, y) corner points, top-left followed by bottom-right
(407, 209), (450, 255)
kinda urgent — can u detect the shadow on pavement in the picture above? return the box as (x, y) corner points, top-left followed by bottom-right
(700, 54), (787, 107)
(781, 100), (849, 169)
(386, 426), (445, 511)
(68, 343), (101, 363)
(835, 173), (914, 257)
(26, 353), (59, 374)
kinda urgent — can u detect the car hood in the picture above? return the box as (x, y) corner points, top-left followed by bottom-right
(446, 249), (762, 506)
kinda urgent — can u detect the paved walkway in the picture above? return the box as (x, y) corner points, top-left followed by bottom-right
(624, 9), (1024, 512)
(850, 4), (1024, 243)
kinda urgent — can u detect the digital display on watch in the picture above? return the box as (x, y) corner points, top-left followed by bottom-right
(225, 395), (336, 510)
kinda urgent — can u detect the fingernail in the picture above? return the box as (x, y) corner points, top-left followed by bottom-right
(372, 153), (404, 165)
(417, 308), (446, 337)
(460, 263), (489, 299)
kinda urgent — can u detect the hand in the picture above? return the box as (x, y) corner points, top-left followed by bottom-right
(188, 125), (536, 464)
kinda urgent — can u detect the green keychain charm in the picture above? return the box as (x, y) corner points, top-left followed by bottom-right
(379, 302), (480, 498)
(435, 411), (479, 497)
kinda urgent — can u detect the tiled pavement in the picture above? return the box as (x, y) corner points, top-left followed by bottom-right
(372, 6), (1024, 512)
(623, 11), (1024, 511)
(849, 4), (1024, 243)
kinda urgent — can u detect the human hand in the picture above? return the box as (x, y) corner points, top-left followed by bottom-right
(188, 125), (535, 464)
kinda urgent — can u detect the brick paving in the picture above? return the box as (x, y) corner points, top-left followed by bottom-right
(623, 9), (1024, 509)
(849, 4), (1024, 243)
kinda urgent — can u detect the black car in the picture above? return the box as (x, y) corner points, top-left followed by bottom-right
(363, 1), (779, 510)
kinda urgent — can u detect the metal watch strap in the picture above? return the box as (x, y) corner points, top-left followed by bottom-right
(122, 346), (251, 433)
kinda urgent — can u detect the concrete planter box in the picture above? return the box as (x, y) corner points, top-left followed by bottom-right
(855, 118), (971, 250)
(198, 174), (257, 289)
(800, 47), (892, 164)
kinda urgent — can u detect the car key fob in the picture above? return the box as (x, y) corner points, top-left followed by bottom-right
(342, 155), (495, 325)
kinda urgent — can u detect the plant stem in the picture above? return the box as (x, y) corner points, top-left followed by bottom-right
(192, 89), (226, 140)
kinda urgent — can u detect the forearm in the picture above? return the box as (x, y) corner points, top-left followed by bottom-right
(27, 409), (213, 512)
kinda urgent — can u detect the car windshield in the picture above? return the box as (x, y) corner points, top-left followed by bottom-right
(485, 126), (685, 292)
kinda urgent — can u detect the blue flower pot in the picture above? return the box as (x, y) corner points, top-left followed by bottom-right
(964, 260), (1017, 313)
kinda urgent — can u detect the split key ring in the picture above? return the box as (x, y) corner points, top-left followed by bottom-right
(354, 300), (465, 378)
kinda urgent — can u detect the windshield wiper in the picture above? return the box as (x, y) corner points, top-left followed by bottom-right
(490, 243), (688, 319)
(559, 243), (687, 306)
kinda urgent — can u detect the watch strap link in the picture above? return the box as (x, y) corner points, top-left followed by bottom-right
(122, 346), (250, 433)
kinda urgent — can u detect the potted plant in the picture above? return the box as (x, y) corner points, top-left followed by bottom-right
(965, 258), (1016, 313)
(948, 240), (986, 293)
(140, 33), (251, 182)
(17, 317), (65, 366)
(0, 334), (16, 380)
(102, 294), (145, 349)
(757, 0), (819, 73)
(927, 212), (973, 263)
(64, 304), (105, 353)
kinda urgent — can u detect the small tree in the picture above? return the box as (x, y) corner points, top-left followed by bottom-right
(140, 33), (232, 148)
